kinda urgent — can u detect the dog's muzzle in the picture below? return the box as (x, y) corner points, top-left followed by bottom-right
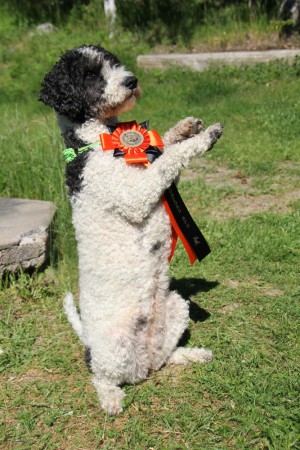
(122, 76), (138, 91)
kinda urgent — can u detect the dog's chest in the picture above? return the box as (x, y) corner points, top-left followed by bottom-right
(137, 203), (171, 252)
(73, 197), (170, 249)
(70, 150), (172, 263)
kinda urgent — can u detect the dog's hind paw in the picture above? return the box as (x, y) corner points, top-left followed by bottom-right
(168, 347), (213, 365)
(93, 377), (125, 416)
(101, 389), (125, 416)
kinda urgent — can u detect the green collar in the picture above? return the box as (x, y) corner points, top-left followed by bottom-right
(62, 142), (99, 163)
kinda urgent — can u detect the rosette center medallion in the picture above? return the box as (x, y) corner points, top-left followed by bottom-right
(119, 130), (144, 148)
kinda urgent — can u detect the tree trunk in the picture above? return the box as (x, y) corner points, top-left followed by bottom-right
(279, 0), (300, 35)
(248, 0), (256, 20)
(104, 0), (117, 37)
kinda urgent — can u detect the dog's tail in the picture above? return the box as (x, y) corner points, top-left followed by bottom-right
(63, 293), (85, 344)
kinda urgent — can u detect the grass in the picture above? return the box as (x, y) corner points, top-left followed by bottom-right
(1, 6), (300, 449)
(189, 4), (300, 52)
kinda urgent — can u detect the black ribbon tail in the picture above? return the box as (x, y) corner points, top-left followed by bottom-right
(164, 182), (211, 262)
(145, 146), (162, 163)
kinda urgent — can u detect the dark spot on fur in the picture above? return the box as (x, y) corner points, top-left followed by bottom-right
(151, 241), (162, 253)
(134, 316), (148, 334)
(119, 338), (128, 348)
(84, 346), (92, 370)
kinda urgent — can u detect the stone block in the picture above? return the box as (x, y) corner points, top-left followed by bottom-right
(0, 198), (55, 274)
(137, 49), (300, 71)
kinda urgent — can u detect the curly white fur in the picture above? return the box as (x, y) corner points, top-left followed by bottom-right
(65, 122), (222, 415)
(40, 45), (223, 416)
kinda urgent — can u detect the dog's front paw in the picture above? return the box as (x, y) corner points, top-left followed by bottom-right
(177, 116), (204, 139)
(164, 117), (205, 145)
(205, 123), (224, 151)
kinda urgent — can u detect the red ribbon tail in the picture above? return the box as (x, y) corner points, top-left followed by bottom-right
(168, 226), (178, 263)
(162, 196), (197, 265)
(148, 130), (164, 148)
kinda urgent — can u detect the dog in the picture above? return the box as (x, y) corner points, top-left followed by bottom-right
(40, 45), (223, 415)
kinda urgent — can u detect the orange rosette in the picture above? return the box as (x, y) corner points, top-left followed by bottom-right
(113, 122), (150, 151)
(100, 121), (163, 164)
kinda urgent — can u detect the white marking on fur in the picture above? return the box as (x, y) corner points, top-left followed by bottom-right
(77, 48), (134, 109)
(74, 119), (111, 144)
(78, 46), (102, 61)
(102, 61), (133, 103)
(63, 293), (84, 343)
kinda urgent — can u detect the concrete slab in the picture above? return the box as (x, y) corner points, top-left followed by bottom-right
(0, 198), (55, 274)
(137, 49), (300, 71)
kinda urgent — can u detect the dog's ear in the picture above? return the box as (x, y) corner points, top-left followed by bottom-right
(39, 51), (83, 120)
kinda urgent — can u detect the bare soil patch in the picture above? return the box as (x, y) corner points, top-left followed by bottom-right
(217, 303), (242, 314)
(211, 188), (300, 219)
(7, 368), (65, 383)
(182, 160), (252, 190)
(182, 159), (300, 219)
(223, 278), (285, 298)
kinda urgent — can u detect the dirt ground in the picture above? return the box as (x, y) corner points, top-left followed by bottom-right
(182, 160), (300, 219)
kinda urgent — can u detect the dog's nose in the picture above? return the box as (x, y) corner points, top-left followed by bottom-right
(123, 76), (138, 90)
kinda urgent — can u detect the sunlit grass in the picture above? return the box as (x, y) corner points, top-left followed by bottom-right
(0, 8), (299, 449)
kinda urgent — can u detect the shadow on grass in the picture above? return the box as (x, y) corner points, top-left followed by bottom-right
(171, 277), (219, 346)
(170, 277), (219, 298)
(170, 277), (218, 322)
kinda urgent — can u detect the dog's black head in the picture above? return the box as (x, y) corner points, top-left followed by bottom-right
(39, 45), (140, 123)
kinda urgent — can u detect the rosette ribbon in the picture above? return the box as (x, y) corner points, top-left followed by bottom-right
(99, 121), (211, 265)
(100, 120), (163, 164)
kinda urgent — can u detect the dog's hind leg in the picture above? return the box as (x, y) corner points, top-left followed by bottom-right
(150, 291), (212, 370)
(88, 325), (149, 415)
(165, 291), (212, 365)
(149, 290), (189, 370)
(90, 344), (127, 416)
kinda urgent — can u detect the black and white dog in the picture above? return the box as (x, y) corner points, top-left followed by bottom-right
(40, 45), (223, 415)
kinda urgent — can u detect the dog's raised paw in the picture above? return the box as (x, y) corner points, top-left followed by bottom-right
(164, 116), (205, 145)
(179, 117), (205, 138)
(206, 123), (224, 150)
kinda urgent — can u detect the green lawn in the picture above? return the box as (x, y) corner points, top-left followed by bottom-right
(0, 11), (300, 450)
